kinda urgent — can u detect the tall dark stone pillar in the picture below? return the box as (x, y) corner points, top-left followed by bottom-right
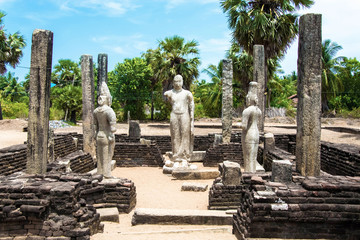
(81, 55), (96, 157)
(253, 45), (265, 132)
(26, 29), (53, 174)
(97, 53), (108, 100)
(296, 14), (322, 177)
(222, 59), (233, 143)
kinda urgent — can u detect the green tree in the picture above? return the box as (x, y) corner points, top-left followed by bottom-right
(321, 39), (344, 112)
(221, 0), (313, 106)
(109, 57), (153, 120)
(1, 72), (26, 102)
(196, 62), (223, 117)
(52, 59), (81, 87)
(146, 35), (200, 91)
(0, 12), (26, 74)
(51, 85), (82, 123)
(331, 57), (360, 111)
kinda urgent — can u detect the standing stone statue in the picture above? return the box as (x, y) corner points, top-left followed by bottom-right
(242, 82), (262, 172)
(164, 75), (195, 163)
(94, 81), (116, 178)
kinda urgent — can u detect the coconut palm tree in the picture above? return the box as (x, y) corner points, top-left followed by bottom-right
(197, 62), (223, 117)
(52, 59), (81, 87)
(157, 35), (200, 91)
(221, 0), (313, 105)
(321, 39), (344, 112)
(0, 12), (26, 74)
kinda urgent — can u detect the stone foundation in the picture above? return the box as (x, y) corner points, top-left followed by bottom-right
(232, 175), (360, 240)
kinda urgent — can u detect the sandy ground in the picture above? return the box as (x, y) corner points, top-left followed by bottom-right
(0, 117), (359, 239)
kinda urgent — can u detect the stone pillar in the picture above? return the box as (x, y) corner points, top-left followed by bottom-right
(263, 133), (275, 165)
(97, 53), (108, 99)
(271, 160), (292, 183)
(81, 55), (96, 157)
(253, 45), (266, 132)
(26, 29), (53, 174)
(296, 14), (322, 177)
(221, 59), (233, 143)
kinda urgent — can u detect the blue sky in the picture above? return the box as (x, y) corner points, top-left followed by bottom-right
(1, 0), (360, 83)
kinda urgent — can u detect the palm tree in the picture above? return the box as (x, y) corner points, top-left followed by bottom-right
(197, 62), (223, 117)
(321, 39), (344, 112)
(52, 59), (81, 87)
(0, 12), (26, 74)
(157, 35), (200, 91)
(221, 0), (313, 105)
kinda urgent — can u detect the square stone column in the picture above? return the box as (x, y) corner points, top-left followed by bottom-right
(253, 45), (265, 132)
(97, 53), (108, 100)
(222, 59), (233, 143)
(81, 55), (96, 157)
(26, 29), (53, 174)
(296, 14), (322, 177)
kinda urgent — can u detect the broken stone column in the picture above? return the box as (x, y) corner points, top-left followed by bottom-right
(26, 29), (53, 174)
(81, 55), (96, 157)
(97, 53), (108, 100)
(296, 14), (322, 177)
(222, 59), (233, 143)
(219, 161), (242, 186)
(129, 120), (141, 138)
(253, 45), (266, 132)
(271, 160), (292, 183)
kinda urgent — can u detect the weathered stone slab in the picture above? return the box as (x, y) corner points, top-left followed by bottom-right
(189, 151), (206, 162)
(129, 120), (141, 138)
(181, 182), (208, 192)
(172, 169), (220, 180)
(219, 161), (242, 186)
(26, 29), (53, 174)
(96, 207), (119, 223)
(296, 14), (322, 177)
(131, 208), (232, 225)
(271, 160), (292, 183)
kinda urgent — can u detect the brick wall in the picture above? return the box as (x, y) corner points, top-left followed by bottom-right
(0, 144), (27, 176)
(232, 175), (360, 240)
(113, 142), (164, 167)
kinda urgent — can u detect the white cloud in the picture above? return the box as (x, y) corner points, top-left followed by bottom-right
(165, 0), (219, 11)
(52, 0), (140, 17)
(92, 34), (150, 56)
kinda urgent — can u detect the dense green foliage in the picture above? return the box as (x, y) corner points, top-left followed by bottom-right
(109, 57), (152, 121)
(0, 12), (26, 75)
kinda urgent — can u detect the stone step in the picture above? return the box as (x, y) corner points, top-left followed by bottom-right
(121, 226), (232, 235)
(131, 208), (232, 226)
(96, 207), (119, 223)
(172, 169), (220, 180)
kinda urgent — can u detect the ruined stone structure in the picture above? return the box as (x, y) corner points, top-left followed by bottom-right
(26, 29), (53, 174)
(296, 14), (322, 176)
(221, 59), (233, 143)
(81, 54), (96, 157)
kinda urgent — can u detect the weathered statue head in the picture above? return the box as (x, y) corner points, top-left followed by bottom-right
(246, 81), (258, 107)
(98, 81), (112, 107)
(173, 75), (183, 91)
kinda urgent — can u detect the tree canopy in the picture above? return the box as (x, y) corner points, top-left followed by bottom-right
(0, 12), (26, 74)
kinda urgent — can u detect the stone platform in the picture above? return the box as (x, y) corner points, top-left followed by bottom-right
(172, 169), (220, 180)
(131, 208), (232, 226)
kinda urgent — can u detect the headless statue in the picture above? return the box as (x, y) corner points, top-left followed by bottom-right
(242, 82), (262, 172)
(94, 82), (116, 178)
(164, 75), (194, 162)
